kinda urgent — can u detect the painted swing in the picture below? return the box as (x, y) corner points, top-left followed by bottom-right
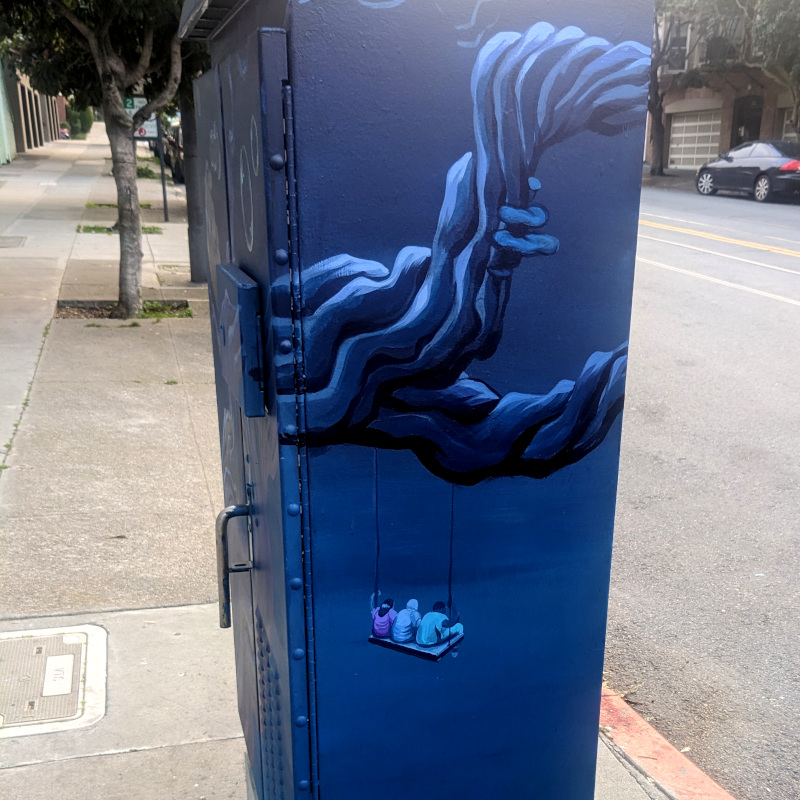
(368, 450), (464, 662)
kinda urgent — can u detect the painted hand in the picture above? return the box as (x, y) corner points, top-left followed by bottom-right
(493, 178), (560, 258)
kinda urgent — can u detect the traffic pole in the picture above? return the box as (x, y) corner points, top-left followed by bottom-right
(156, 116), (169, 223)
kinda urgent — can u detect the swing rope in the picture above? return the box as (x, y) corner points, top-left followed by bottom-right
(448, 482), (455, 614)
(372, 449), (458, 637)
(373, 448), (380, 605)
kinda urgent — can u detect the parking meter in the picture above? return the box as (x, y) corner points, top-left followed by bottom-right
(183, 1), (652, 798)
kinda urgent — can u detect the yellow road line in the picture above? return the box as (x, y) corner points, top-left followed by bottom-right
(638, 257), (800, 307)
(640, 212), (800, 244)
(639, 220), (800, 259)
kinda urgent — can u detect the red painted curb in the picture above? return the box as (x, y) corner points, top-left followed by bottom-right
(600, 687), (738, 800)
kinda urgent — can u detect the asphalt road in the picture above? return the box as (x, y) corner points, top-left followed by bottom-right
(605, 186), (800, 800)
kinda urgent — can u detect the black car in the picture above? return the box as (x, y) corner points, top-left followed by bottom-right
(695, 140), (800, 202)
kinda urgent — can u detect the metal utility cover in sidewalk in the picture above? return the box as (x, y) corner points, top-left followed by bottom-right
(0, 625), (107, 737)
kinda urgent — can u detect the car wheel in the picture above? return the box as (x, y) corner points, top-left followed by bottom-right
(696, 170), (716, 195)
(753, 174), (772, 202)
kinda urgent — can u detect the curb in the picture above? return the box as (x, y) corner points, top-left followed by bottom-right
(600, 687), (738, 800)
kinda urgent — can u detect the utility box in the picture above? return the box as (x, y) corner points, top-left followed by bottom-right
(182, 1), (651, 798)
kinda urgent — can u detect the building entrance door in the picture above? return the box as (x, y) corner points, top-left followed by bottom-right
(731, 95), (763, 147)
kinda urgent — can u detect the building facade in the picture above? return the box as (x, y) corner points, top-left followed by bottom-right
(647, 20), (798, 171)
(1, 64), (62, 161)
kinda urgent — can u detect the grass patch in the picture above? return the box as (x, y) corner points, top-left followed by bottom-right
(85, 322), (107, 328)
(119, 321), (141, 328)
(137, 165), (158, 179)
(76, 225), (161, 234)
(76, 224), (113, 234)
(165, 379), (178, 385)
(139, 301), (192, 320)
(72, 132), (88, 140)
(85, 201), (153, 209)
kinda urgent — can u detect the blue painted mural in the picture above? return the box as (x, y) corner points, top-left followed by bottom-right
(283, 5), (651, 796)
(275, 23), (648, 485)
(192, 0), (652, 796)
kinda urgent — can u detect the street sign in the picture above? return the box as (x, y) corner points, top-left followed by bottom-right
(124, 96), (157, 140)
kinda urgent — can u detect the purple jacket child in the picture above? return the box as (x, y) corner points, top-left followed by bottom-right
(371, 598), (396, 638)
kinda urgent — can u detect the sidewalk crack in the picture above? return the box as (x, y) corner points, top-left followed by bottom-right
(1, 322), (52, 471)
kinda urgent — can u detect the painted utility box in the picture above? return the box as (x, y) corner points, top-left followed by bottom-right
(182, 1), (652, 798)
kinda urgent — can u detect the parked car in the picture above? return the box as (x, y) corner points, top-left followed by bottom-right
(695, 140), (800, 202)
(167, 125), (184, 184)
(148, 134), (170, 166)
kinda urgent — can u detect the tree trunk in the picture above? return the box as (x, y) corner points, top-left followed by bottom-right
(650, 107), (666, 176)
(181, 94), (206, 284)
(792, 95), (800, 140)
(647, 53), (666, 177)
(104, 105), (143, 318)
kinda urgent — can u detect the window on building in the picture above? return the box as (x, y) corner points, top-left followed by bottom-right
(665, 20), (691, 71)
(702, 35), (737, 64)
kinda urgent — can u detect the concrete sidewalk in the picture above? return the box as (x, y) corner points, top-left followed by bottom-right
(0, 128), (668, 799)
(641, 165), (697, 193)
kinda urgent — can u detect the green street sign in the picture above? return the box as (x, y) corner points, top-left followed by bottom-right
(124, 96), (156, 139)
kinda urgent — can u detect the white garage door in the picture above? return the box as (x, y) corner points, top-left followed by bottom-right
(668, 110), (722, 169)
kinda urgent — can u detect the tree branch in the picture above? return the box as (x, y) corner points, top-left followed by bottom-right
(46, 0), (93, 43)
(133, 34), (182, 126)
(101, 27), (127, 85)
(125, 27), (155, 89)
(45, 0), (111, 76)
(761, 61), (793, 91)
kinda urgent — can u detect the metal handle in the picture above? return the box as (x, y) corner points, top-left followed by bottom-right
(215, 504), (250, 628)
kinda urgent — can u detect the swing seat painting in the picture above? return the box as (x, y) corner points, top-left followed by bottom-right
(368, 632), (465, 662)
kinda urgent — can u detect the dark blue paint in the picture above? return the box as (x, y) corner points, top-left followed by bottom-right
(192, 0), (652, 797)
(286, 3), (649, 798)
(194, 65), (266, 796)
(216, 262), (265, 418)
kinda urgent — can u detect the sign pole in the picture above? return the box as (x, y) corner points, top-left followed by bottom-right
(156, 116), (169, 223)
